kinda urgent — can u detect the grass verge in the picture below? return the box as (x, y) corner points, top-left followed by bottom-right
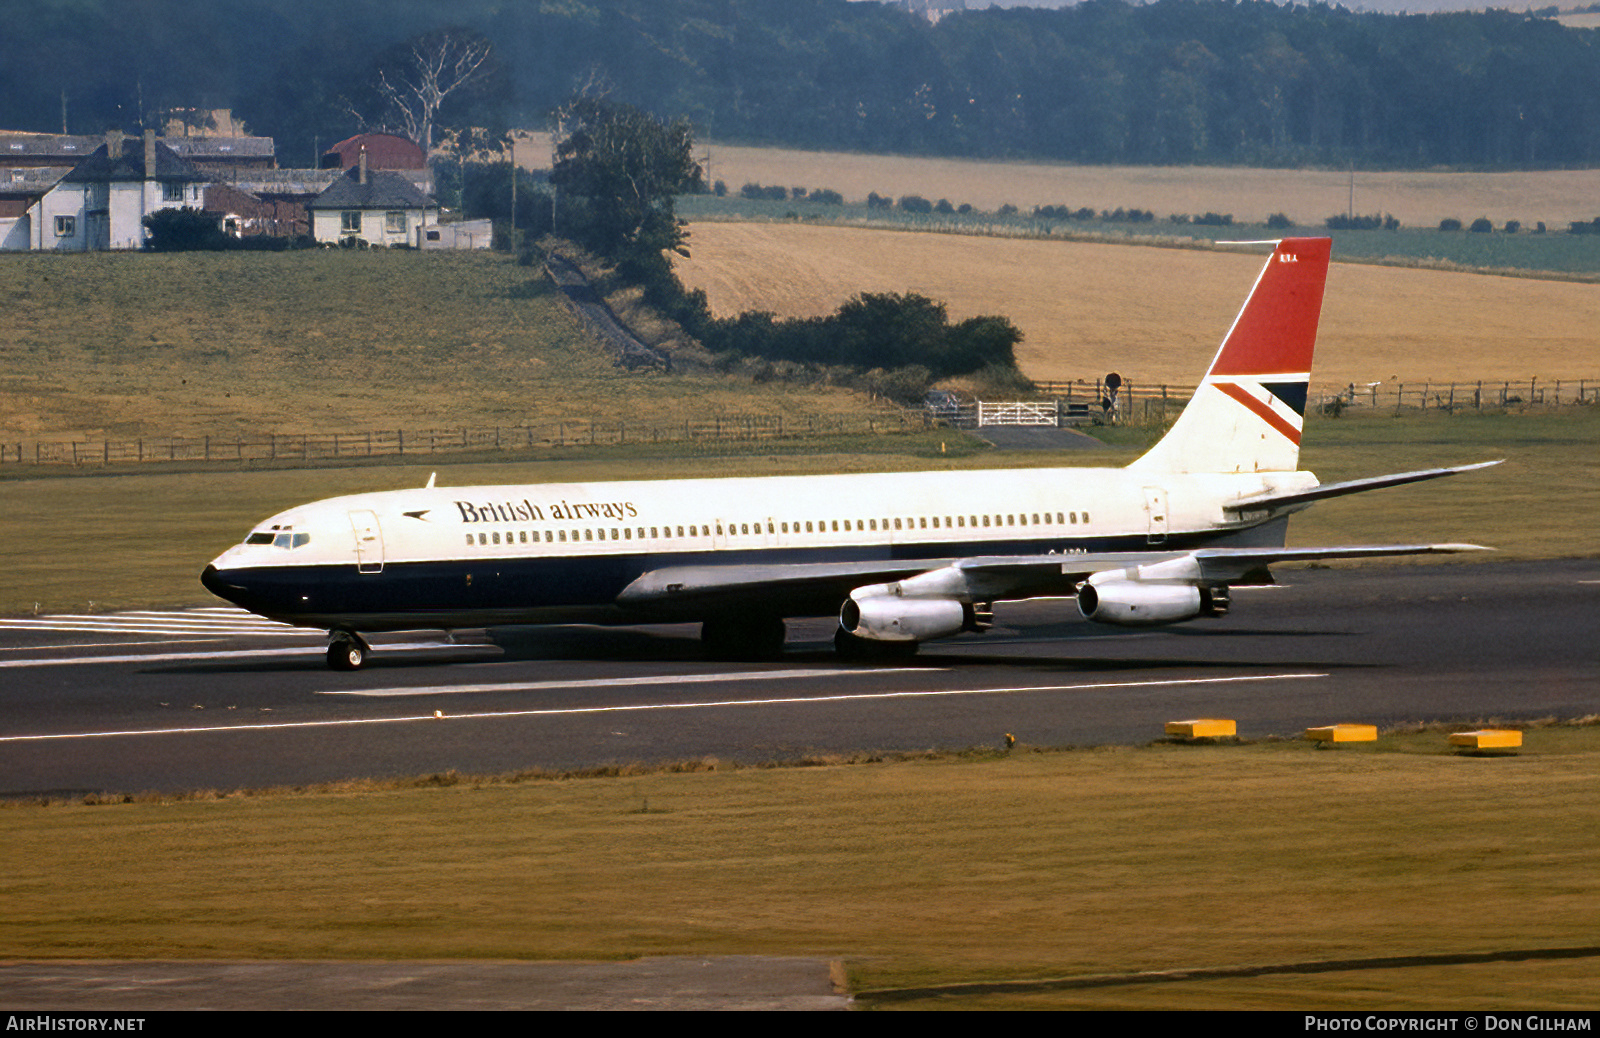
(3, 726), (1598, 1009)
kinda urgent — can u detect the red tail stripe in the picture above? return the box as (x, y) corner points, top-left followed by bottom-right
(1215, 381), (1303, 446)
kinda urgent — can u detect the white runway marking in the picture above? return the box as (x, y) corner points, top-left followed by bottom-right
(0, 641), (494, 669)
(0, 639), (220, 652)
(317, 668), (926, 697)
(0, 673), (1326, 743)
(0, 607), (306, 637)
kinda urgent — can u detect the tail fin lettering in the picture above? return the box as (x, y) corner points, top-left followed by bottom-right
(1128, 237), (1331, 474)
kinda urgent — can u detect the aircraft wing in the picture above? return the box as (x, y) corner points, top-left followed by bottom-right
(615, 543), (1490, 619)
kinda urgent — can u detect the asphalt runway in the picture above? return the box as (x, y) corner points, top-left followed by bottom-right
(2, 558), (1596, 798)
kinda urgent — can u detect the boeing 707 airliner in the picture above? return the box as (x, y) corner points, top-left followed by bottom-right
(202, 238), (1496, 670)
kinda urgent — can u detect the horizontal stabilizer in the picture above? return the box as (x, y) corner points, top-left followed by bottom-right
(1225, 460), (1502, 513)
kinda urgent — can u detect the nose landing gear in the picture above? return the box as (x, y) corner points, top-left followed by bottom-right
(327, 630), (371, 671)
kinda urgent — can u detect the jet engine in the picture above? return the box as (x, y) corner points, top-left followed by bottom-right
(838, 568), (1000, 644)
(1077, 580), (1231, 627)
(840, 592), (968, 643)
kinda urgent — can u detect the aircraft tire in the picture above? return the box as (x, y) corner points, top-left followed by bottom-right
(327, 633), (369, 671)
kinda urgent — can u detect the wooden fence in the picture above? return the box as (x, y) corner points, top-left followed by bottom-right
(1031, 377), (1599, 425)
(0, 412), (932, 468)
(1316, 377), (1599, 415)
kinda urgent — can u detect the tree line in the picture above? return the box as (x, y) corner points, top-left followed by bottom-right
(5, 0), (1600, 170)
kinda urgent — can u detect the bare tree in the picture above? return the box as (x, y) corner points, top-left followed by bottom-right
(374, 29), (494, 153)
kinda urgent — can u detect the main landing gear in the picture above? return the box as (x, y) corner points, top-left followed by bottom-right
(327, 630), (371, 671)
(700, 616), (786, 661)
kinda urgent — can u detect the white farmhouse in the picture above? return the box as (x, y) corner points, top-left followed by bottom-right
(306, 151), (438, 247)
(31, 129), (211, 250)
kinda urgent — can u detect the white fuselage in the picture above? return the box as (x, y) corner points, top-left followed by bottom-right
(201, 464), (1317, 633)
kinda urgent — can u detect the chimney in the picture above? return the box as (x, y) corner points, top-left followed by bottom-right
(358, 146), (368, 185)
(144, 128), (157, 179)
(105, 129), (125, 160)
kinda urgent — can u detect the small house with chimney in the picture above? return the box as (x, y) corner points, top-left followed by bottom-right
(306, 150), (437, 246)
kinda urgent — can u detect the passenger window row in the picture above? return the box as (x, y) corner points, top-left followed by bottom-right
(463, 511), (1091, 548)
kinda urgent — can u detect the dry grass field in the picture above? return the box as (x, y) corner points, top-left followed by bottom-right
(522, 131), (1600, 227)
(674, 222), (1600, 389)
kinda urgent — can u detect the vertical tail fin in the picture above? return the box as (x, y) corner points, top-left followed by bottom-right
(1128, 237), (1331, 474)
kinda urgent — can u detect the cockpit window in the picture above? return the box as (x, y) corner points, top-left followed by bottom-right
(250, 530), (310, 548)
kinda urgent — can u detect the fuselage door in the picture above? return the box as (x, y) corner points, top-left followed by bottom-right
(349, 509), (385, 573)
(1143, 486), (1169, 545)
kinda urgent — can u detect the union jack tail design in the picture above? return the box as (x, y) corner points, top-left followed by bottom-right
(1129, 237), (1330, 474)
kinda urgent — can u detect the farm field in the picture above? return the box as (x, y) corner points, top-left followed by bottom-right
(0, 250), (891, 444)
(521, 131), (1600, 229)
(673, 222), (1600, 390)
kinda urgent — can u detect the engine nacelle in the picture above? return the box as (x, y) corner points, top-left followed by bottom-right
(1077, 580), (1206, 627)
(840, 592), (969, 643)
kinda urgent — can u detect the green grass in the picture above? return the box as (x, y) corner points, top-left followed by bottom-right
(4, 729), (1598, 1009)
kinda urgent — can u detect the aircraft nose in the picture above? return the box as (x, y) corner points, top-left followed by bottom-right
(200, 564), (243, 604)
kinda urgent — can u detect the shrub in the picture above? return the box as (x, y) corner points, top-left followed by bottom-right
(809, 188), (844, 205)
(997, 203), (1018, 216)
(897, 195), (933, 214)
(142, 207), (229, 251)
(934, 198), (955, 214)
(1325, 212), (1391, 230)
(1504, 220), (1521, 234)
(1469, 217), (1493, 233)
(740, 183), (787, 201)
(858, 365), (935, 406)
(1193, 212), (1233, 226)
(866, 192), (892, 210)
(1266, 213), (1294, 229)
(1439, 217), (1463, 231)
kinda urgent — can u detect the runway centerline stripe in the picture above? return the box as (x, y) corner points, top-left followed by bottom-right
(317, 668), (927, 696)
(0, 673), (1326, 742)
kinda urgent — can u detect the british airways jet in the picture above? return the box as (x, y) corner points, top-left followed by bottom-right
(202, 238), (1496, 670)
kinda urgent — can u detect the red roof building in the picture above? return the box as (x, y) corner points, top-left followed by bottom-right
(320, 133), (426, 171)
